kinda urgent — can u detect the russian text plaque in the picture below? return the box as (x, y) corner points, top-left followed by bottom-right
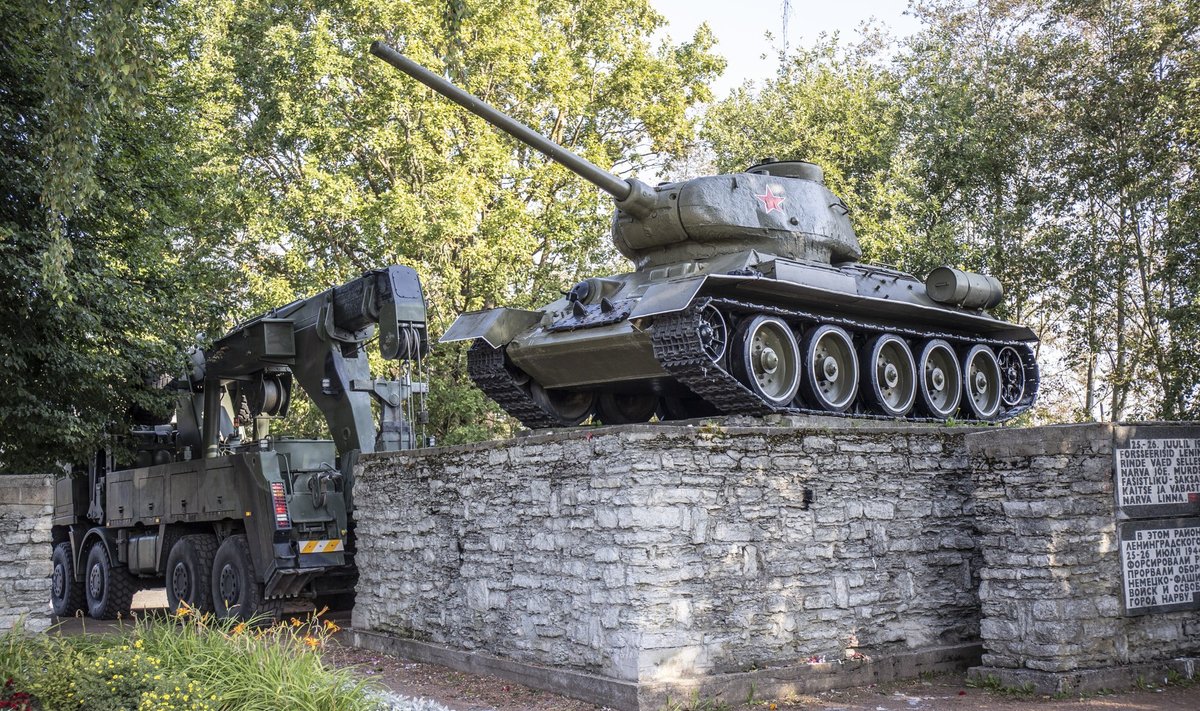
(1119, 517), (1200, 615)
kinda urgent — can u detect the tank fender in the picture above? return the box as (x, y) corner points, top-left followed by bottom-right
(439, 307), (543, 348)
(627, 277), (709, 320)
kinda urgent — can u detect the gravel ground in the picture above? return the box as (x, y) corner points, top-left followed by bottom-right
(329, 640), (1200, 711)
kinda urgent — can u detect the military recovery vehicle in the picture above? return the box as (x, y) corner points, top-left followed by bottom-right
(371, 42), (1038, 427)
(51, 266), (429, 620)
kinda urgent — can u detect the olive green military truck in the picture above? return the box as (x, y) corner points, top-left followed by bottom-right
(50, 266), (429, 620)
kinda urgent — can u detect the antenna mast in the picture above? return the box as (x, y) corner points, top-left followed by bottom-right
(781, 0), (792, 60)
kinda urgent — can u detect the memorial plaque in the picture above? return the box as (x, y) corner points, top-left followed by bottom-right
(1113, 424), (1200, 520)
(1119, 518), (1200, 615)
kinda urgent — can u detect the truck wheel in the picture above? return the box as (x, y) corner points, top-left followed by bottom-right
(212, 534), (280, 621)
(166, 534), (217, 614)
(51, 542), (85, 616)
(84, 542), (136, 620)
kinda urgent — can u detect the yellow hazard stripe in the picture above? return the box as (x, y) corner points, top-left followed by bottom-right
(300, 539), (343, 554)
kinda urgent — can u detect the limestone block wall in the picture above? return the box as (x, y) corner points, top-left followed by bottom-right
(969, 424), (1200, 673)
(353, 423), (981, 683)
(0, 475), (53, 632)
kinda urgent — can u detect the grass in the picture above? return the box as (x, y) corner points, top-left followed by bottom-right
(660, 691), (733, 711)
(0, 607), (381, 711)
(965, 673), (1036, 697)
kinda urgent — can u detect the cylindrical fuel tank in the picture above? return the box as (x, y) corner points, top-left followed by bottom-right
(925, 267), (1004, 310)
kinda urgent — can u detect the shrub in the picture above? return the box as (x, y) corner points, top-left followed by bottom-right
(0, 608), (378, 711)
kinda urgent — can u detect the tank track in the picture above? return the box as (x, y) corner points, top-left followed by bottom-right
(467, 340), (565, 429)
(469, 297), (1038, 427)
(651, 297), (1038, 423)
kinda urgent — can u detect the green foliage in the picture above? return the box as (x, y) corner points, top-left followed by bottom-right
(702, 0), (1200, 423)
(0, 0), (721, 466)
(0, 611), (374, 711)
(158, 0), (722, 444)
(0, 0), (233, 472)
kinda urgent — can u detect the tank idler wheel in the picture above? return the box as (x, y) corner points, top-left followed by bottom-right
(962, 345), (1002, 419)
(997, 346), (1026, 408)
(697, 304), (729, 363)
(529, 383), (596, 426)
(595, 392), (659, 424)
(731, 315), (802, 406)
(917, 339), (962, 419)
(861, 334), (917, 417)
(213, 534), (281, 621)
(166, 534), (218, 614)
(51, 542), (85, 617)
(800, 325), (859, 412)
(84, 541), (137, 620)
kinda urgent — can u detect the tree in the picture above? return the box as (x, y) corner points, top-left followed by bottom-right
(0, 0), (232, 472)
(173, 0), (722, 443)
(700, 0), (1198, 422)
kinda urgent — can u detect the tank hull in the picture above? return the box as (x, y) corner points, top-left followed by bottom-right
(445, 251), (1040, 426)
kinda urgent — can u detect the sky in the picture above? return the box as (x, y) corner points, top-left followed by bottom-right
(651, 0), (921, 96)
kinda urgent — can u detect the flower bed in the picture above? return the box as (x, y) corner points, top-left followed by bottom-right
(0, 607), (378, 711)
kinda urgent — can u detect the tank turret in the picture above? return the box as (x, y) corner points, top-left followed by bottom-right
(371, 42), (860, 269)
(371, 42), (1039, 426)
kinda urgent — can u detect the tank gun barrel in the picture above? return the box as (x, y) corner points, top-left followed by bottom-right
(370, 41), (633, 202)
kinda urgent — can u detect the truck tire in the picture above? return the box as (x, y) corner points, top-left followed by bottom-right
(50, 542), (85, 617)
(84, 542), (136, 620)
(212, 534), (281, 621)
(166, 534), (217, 614)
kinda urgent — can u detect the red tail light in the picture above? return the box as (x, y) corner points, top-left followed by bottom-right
(271, 481), (290, 528)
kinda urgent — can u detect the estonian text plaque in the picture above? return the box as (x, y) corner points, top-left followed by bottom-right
(1119, 518), (1200, 615)
(1114, 425), (1200, 520)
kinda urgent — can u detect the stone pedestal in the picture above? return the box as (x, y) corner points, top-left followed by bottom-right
(351, 420), (983, 709)
(0, 474), (53, 632)
(967, 423), (1200, 693)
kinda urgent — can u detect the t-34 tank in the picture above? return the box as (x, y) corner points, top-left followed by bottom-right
(371, 42), (1039, 426)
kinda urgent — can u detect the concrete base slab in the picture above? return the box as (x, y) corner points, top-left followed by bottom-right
(968, 658), (1200, 695)
(350, 628), (983, 711)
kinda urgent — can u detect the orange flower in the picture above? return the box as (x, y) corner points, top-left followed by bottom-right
(323, 619), (340, 634)
(231, 622), (247, 636)
(289, 617), (302, 627)
(302, 636), (320, 649)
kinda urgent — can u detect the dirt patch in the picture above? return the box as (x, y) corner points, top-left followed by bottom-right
(328, 642), (1200, 711)
(324, 643), (610, 710)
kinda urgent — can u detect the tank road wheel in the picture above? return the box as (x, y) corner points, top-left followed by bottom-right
(731, 316), (802, 406)
(997, 346), (1026, 409)
(84, 541), (137, 620)
(166, 534), (218, 614)
(213, 534), (280, 621)
(962, 345), (1002, 419)
(917, 339), (962, 419)
(51, 542), (85, 617)
(800, 325), (859, 412)
(697, 303), (729, 363)
(529, 383), (596, 426)
(596, 392), (659, 424)
(861, 334), (917, 417)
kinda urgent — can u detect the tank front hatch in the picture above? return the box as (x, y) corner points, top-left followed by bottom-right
(612, 160), (863, 270)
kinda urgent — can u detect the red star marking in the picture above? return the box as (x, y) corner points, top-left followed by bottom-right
(755, 186), (786, 214)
